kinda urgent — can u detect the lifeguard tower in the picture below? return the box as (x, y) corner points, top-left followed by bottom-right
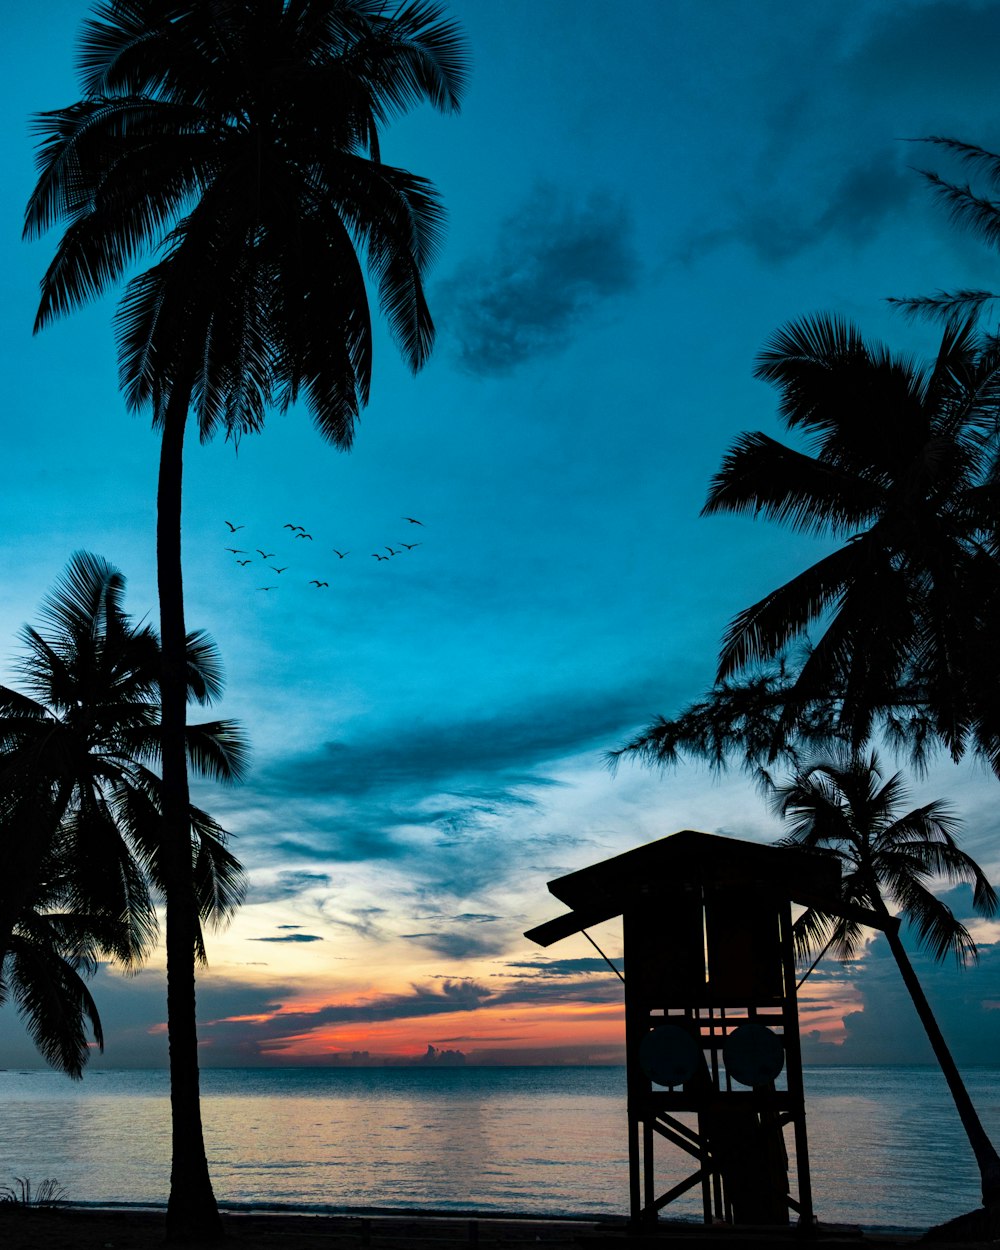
(525, 830), (864, 1228)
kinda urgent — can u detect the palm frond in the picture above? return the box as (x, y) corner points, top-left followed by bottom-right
(703, 432), (884, 535)
(887, 289), (998, 324)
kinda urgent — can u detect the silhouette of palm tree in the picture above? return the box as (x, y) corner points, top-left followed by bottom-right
(25, 4), (465, 1237)
(0, 554), (247, 1079)
(890, 137), (1000, 324)
(615, 314), (1000, 776)
(1, 830), (132, 1078)
(771, 751), (1000, 1208)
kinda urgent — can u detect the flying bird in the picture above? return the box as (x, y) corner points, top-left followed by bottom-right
(237, 559), (252, 566)
(257, 586), (277, 592)
(256, 550), (275, 559)
(309, 580), (329, 587)
(400, 542), (421, 551)
(224, 520), (245, 532)
(271, 566), (288, 574)
(295, 532), (313, 540)
(332, 549), (350, 559)
(402, 516), (423, 525)
(372, 553), (388, 561)
(283, 523), (303, 531)
(386, 546), (400, 556)
(225, 548), (247, 554)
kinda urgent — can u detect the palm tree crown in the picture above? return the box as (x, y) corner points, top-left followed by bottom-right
(771, 752), (997, 964)
(0, 553), (248, 1026)
(617, 314), (1000, 777)
(24, 0), (467, 443)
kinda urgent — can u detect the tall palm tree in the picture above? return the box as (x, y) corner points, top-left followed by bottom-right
(614, 314), (1000, 777)
(771, 751), (1000, 1208)
(24, 4), (466, 1236)
(0, 551), (247, 1068)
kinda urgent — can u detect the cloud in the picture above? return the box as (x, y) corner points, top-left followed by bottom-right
(207, 979), (494, 1043)
(413, 1043), (466, 1066)
(251, 933), (324, 943)
(400, 927), (508, 960)
(503, 956), (623, 977)
(230, 684), (663, 912)
(261, 687), (657, 807)
(188, 965), (626, 1061)
(684, 150), (918, 266)
(802, 907), (1000, 1067)
(847, 2), (1000, 99)
(248, 870), (331, 902)
(437, 184), (638, 376)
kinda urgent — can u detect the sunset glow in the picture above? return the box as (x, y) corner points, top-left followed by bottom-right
(1, 0), (999, 1078)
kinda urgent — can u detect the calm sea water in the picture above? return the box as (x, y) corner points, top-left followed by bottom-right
(0, 1065), (997, 1232)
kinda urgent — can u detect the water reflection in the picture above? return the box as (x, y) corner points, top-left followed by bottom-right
(0, 1066), (995, 1230)
(201, 1082), (629, 1212)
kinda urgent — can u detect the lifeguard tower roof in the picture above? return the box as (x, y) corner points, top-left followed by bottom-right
(526, 829), (842, 947)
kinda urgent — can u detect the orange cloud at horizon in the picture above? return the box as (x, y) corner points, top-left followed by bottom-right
(198, 966), (866, 1064)
(250, 998), (627, 1061)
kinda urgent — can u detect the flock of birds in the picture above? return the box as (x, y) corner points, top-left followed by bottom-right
(222, 517), (425, 591)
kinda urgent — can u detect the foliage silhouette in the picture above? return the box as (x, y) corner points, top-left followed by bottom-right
(613, 314), (1000, 777)
(0, 1178), (67, 1208)
(0, 552), (246, 1077)
(25, 2), (467, 1238)
(770, 751), (1000, 1207)
(890, 136), (1000, 323)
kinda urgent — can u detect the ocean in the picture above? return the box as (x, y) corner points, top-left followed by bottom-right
(0, 1065), (997, 1233)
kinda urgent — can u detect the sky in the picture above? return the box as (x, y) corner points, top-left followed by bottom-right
(1, 0), (1000, 1070)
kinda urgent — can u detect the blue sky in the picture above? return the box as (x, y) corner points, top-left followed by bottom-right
(1, 0), (999, 1068)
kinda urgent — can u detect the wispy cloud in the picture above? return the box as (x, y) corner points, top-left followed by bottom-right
(258, 685), (660, 807)
(684, 150), (917, 266)
(400, 927), (508, 960)
(438, 184), (638, 376)
(503, 956), (623, 977)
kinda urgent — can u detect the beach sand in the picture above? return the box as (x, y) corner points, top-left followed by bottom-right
(0, 1207), (943, 1250)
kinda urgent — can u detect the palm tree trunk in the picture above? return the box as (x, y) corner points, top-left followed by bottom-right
(883, 921), (1000, 1207)
(157, 389), (224, 1244)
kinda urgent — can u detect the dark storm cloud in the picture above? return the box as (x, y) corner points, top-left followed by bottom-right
(438, 184), (638, 376)
(251, 933), (324, 943)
